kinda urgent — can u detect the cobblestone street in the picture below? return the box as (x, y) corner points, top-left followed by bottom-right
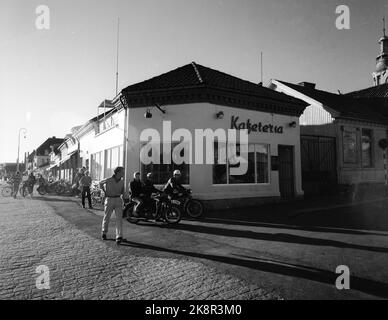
(0, 196), (277, 300)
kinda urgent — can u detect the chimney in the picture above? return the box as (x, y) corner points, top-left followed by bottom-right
(298, 82), (316, 90)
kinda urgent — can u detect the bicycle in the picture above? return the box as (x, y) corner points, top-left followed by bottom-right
(1, 181), (13, 197)
(90, 182), (105, 208)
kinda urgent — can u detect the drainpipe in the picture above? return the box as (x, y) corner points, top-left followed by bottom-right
(119, 94), (129, 197)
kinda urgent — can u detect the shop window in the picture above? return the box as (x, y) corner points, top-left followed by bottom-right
(91, 151), (103, 181)
(342, 129), (357, 164)
(361, 129), (373, 168)
(229, 144), (255, 184)
(141, 142), (189, 185)
(213, 141), (227, 184)
(256, 144), (269, 183)
(213, 143), (269, 184)
(118, 145), (124, 166)
(104, 145), (122, 178)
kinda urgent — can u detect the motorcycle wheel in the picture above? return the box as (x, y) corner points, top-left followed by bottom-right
(1, 187), (12, 197)
(164, 206), (182, 224)
(56, 186), (65, 195)
(185, 199), (204, 218)
(37, 186), (47, 195)
(21, 187), (27, 198)
(124, 204), (139, 224)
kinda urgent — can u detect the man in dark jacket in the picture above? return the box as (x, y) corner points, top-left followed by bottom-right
(163, 170), (187, 195)
(129, 172), (144, 217)
(143, 172), (162, 216)
(144, 173), (161, 198)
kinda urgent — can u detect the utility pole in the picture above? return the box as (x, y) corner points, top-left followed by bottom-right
(260, 51), (263, 84)
(115, 17), (120, 96)
(17, 128), (27, 172)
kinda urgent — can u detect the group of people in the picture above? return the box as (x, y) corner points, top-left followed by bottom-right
(9, 171), (38, 199)
(99, 168), (187, 245)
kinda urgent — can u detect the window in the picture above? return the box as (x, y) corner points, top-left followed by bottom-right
(361, 129), (373, 168)
(343, 129), (357, 164)
(91, 151), (103, 181)
(104, 145), (123, 178)
(140, 142), (189, 185)
(213, 143), (269, 184)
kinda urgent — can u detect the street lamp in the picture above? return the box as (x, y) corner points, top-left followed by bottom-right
(17, 128), (27, 172)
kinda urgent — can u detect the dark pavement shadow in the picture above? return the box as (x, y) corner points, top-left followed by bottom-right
(168, 223), (388, 254)
(29, 196), (74, 202)
(119, 240), (388, 299)
(200, 218), (388, 237)
(203, 198), (388, 233)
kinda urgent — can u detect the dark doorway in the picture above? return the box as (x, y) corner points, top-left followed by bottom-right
(278, 145), (295, 198)
(300, 135), (337, 196)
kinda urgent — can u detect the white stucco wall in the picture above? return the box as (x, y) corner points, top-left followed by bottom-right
(77, 109), (126, 179)
(125, 102), (303, 200)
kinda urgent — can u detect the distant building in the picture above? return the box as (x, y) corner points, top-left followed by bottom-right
(27, 137), (64, 174)
(372, 18), (388, 86)
(0, 162), (25, 179)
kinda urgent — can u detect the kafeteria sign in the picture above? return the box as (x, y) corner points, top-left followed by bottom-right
(231, 116), (284, 134)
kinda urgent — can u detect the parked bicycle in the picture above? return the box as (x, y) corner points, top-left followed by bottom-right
(90, 182), (105, 208)
(0, 181), (13, 197)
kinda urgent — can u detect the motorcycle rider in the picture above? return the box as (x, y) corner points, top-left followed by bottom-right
(143, 172), (163, 219)
(27, 172), (36, 197)
(163, 170), (187, 196)
(129, 172), (145, 217)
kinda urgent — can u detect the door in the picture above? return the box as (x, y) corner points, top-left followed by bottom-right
(278, 145), (295, 198)
(300, 135), (337, 196)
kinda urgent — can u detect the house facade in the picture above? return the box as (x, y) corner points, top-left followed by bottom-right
(269, 79), (388, 196)
(117, 62), (308, 208)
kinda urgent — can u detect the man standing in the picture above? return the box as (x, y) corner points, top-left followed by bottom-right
(79, 170), (92, 209)
(99, 166), (125, 245)
(11, 171), (22, 199)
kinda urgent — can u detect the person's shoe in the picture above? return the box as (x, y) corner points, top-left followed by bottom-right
(101, 234), (107, 240)
(116, 237), (126, 245)
(82, 205), (86, 209)
(89, 206), (93, 210)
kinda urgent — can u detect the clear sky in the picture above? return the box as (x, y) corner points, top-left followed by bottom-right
(1, 0), (387, 163)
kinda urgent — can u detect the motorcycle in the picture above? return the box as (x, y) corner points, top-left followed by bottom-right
(170, 189), (204, 219)
(37, 180), (64, 195)
(124, 193), (182, 225)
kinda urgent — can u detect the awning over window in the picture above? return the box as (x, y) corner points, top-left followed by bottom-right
(59, 150), (78, 164)
(49, 163), (59, 169)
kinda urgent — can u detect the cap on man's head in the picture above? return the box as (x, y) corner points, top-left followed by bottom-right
(133, 171), (140, 177)
(114, 166), (124, 175)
